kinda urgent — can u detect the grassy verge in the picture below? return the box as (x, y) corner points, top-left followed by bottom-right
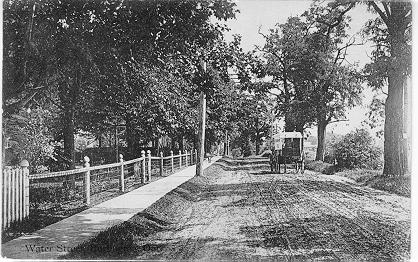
(61, 163), (223, 259)
(305, 160), (338, 175)
(305, 160), (410, 197)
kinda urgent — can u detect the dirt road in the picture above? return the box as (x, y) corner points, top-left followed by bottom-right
(67, 158), (410, 261)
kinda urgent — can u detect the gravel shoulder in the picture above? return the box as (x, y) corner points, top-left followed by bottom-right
(64, 157), (410, 261)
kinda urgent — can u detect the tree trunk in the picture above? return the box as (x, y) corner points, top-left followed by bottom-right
(284, 112), (293, 132)
(382, 68), (406, 177)
(255, 118), (260, 155)
(155, 137), (161, 154)
(224, 130), (228, 156)
(178, 135), (184, 152)
(315, 117), (327, 161)
(381, 10), (409, 177)
(98, 134), (102, 148)
(255, 131), (260, 155)
(63, 108), (75, 170)
(125, 121), (133, 159)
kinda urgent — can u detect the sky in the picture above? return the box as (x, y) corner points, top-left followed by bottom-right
(222, 0), (379, 136)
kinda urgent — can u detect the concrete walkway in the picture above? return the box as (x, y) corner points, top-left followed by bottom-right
(1, 157), (221, 260)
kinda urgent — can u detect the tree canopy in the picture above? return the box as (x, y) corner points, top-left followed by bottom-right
(256, 0), (362, 161)
(3, 0), (241, 168)
(3, 0), (412, 178)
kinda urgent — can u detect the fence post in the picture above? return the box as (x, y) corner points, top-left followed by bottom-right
(185, 150), (188, 166)
(6, 167), (12, 228)
(141, 150), (146, 183)
(2, 168), (7, 228)
(170, 150), (174, 173)
(119, 154), (125, 192)
(19, 160), (29, 222)
(147, 150), (151, 182)
(23, 161), (30, 219)
(11, 167), (17, 225)
(179, 150), (182, 168)
(83, 156), (91, 205)
(160, 152), (164, 176)
(17, 167), (22, 222)
(134, 160), (138, 180)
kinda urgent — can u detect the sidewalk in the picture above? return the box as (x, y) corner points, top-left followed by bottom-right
(1, 157), (221, 260)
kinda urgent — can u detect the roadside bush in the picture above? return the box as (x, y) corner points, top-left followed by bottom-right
(324, 133), (343, 164)
(231, 148), (242, 158)
(305, 160), (337, 175)
(334, 128), (382, 170)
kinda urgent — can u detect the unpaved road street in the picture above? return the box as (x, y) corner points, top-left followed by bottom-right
(68, 158), (410, 261)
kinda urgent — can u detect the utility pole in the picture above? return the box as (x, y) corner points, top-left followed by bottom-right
(196, 61), (207, 176)
(114, 125), (118, 162)
(196, 91), (207, 176)
(224, 130), (228, 156)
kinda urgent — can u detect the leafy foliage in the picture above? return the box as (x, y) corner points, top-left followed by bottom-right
(362, 93), (385, 138)
(3, 0), (240, 167)
(334, 129), (382, 170)
(3, 108), (58, 171)
(324, 132), (343, 164)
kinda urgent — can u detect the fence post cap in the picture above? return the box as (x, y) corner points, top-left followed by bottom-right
(83, 156), (90, 163)
(160, 152), (164, 156)
(147, 150), (151, 154)
(20, 159), (29, 167)
(170, 150), (173, 154)
(141, 150), (145, 156)
(119, 154), (124, 161)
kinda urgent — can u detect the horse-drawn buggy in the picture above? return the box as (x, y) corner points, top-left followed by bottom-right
(269, 131), (305, 174)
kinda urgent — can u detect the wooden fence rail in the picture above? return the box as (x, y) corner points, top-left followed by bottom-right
(2, 150), (198, 229)
(2, 160), (30, 229)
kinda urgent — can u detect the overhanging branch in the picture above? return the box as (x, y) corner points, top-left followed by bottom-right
(370, 1), (389, 25)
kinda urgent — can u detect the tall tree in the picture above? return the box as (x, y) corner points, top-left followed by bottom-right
(363, 1), (412, 176)
(260, 16), (315, 133)
(302, 1), (363, 161)
(258, 2), (362, 161)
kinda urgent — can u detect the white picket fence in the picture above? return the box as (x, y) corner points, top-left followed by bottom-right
(2, 160), (30, 229)
(2, 150), (197, 229)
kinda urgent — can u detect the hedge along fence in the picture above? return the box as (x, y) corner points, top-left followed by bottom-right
(3, 150), (197, 230)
